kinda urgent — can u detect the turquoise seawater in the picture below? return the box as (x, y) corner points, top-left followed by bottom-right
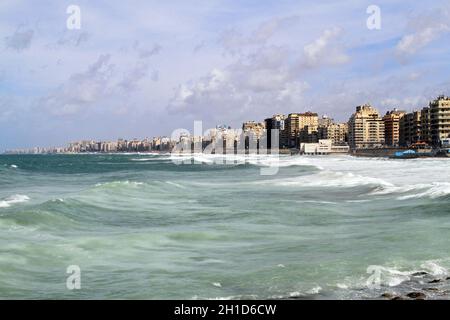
(0, 154), (449, 299)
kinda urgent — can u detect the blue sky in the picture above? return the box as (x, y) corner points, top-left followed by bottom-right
(1, 0), (450, 150)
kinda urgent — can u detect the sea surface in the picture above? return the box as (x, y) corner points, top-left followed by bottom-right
(0, 153), (449, 299)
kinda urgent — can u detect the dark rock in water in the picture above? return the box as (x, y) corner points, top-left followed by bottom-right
(406, 292), (426, 299)
(446, 277), (450, 281)
(391, 296), (405, 300)
(381, 293), (395, 299)
(428, 279), (442, 284)
(412, 272), (429, 276)
(423, 287), (440, 292)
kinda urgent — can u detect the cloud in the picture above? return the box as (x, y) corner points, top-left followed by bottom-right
(167, 44), (309, 123)
(396, 25), (449, 56)
(302, 27), (349, 67)
(55, 31), (90, 47)
(219, 15), (300, 55)
(40, 54), (114, 116)
(118, 61), (149, 91)
(4, 27), (34, 51)
(133, 41), (162, 59)
(396, 9), (450, 57)
(166, 22), (351, 124)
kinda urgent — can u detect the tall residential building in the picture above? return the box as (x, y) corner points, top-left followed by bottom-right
(318, 116), (348, 145)
(420, 107), (431, 145)
(318, 123), (349, 145)
(383, 109), (405, 146)
(399, 111), (422, 146)
(264, 114), (286, 149)
(284, 112), (319, 148)
(348, 104), (385, 149)
(429, 95), (450, 146)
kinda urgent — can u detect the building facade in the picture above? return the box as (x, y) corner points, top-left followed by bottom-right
(348, 104), (385, 149)
(264, 114), (285, 149)
(284, 112), (319, 148)
(429, 95), (450, 146)
(383, 109), (405, 147)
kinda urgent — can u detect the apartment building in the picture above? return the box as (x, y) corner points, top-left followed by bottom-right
(429, 95), (450, 146)
(383, 109), (405, 146)
(348, 104), (385, 149)
(284, 112), (319, 148)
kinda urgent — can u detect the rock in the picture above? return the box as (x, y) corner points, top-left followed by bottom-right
(423, 287), (439, 292)
(381, 293), (395, 299)
(391, 296), (405, 300)
(412, 272), (428, 276)
(406, 292), (426, 299)
(446, 277), (450, 281)
(428, 279), (442, 284)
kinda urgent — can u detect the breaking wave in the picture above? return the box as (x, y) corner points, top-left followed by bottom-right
(0, 194), (30, 208)
(371, 182), (450, 200)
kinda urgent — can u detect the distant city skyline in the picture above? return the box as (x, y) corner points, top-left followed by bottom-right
(1, 0), (450, 151)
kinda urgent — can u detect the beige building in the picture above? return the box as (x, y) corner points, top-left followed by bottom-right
(429, 95), (450, 146)
(420, 107), (431, 145)
(383, 109), (406, 146)
(348, 104), (385, 149)
(300, 139), (349, 155)
(318, 121), (348, 145)
(399, 111), (423, 147)
(284, 112), (319, 148)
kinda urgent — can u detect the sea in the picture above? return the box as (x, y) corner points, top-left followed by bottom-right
(0, 153), (449, 299)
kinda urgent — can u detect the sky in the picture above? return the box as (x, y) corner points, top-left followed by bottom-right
(1, 0), (450, 151)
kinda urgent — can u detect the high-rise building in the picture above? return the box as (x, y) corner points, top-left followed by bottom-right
(420, 107), (431, 145)
(284, 112), (318, 148)
(429, 95), (450, 146)
(383, 109), (406, 146)
(348, 104), (385, 149)
(264, 114), (285, 149)
(399, 111), (422, 147)
(318, 116), (348, 145)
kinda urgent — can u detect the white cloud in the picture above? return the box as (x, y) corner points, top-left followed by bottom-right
(167, 44), (310, 124)
(396, 25), (450, 56)
(396, 8), (450, 57)
(40, 54), (114, 116)
(303, 27), (349, 67)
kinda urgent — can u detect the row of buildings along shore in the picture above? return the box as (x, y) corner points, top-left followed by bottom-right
(5, 95), (450, 156)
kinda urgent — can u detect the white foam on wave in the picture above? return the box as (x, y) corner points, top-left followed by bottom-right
(262, 171), (393, 189)
(94, 181), (144, 188)
(398, 182), (450, 200)
(165, 181), (186, 189)
(334, 260), (449, 295)
(0, 194), (30, 208)
(421, 261), (448, 276)
(10, 164), (18, 169)
(371, 182), (450, 200)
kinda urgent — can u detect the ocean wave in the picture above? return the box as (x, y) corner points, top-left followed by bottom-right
(262, 171), (393, 189)
(0, 194), (30, 208)
(168, 154), (324, 169)
(94, 181), (144, 188)
(331, 260), (449, 299)
(130, 157), (171, 162)
(371, 182), (450, 200)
